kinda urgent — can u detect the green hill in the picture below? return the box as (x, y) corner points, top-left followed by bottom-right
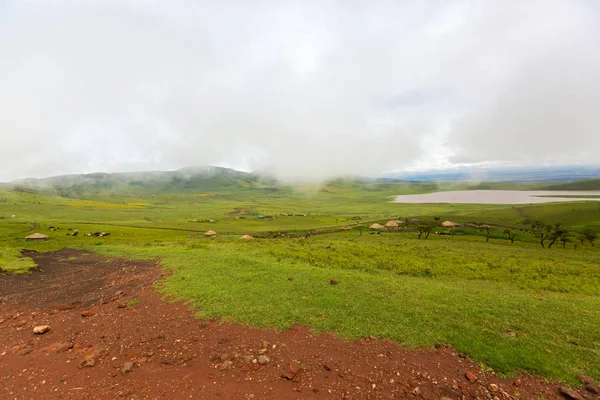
(5, 166), (281, 197)
(541, 178), (600, 190)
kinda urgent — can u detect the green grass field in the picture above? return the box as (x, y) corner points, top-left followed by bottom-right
(1, 181), (599, 384)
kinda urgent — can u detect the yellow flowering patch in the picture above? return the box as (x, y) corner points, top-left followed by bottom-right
(65, 200), (149, 209)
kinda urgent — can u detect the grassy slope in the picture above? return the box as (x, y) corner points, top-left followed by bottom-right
(1, 182), (599, 384)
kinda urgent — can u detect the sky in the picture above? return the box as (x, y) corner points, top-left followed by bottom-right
(1, 0), (599, 182)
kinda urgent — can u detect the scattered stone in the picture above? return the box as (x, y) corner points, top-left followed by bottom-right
(287, 277), (294, 281)
(80, 309), (95, 317)
(282, 363), (302, 380)
(117, 303), (127, 309)
(18, 346), (33, 355)
(55, 342), (73, 353)
(243, 356), (253, 364)
(120, 362), (134, 374)
(220, 353), (232, 362)
(408, 378), (418, 388)
(258, 348), (267, 355)
(513, 378), (522, 387)
(330, 280), (338, 285)
(219, 360), (233, 370)
(488, 383), (499, 392)
(33, 325), (51, 334)
(257, 355), (270, 365)
(412, 387), (422, 395)
(322, 361), (333, 371)
(465, 371), (478, 383)
(559, 386), (584, 400)
(79, 353), (98, 368)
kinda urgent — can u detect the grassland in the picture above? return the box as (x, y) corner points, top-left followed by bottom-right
(1, 180), (599, 384)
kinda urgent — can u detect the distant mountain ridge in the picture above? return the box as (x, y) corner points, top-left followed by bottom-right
(384, 166), (600, 183)
(4, 166), (279, 196)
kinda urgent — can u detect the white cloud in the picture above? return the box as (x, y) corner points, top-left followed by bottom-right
(0, 0), (598, 181)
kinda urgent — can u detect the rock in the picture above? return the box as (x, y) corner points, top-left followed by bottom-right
(55, 342), (73, 353)
(120, 361), (134, 374)
(33, 325), (51, 334)
(81, 310), (95, 317)
(559, 386), (584, 400)
(282, 363), (302, 380)
(513, 378), (522, 387)
(257, 355), (270, 365)
(577, 375), (595, 386)
(117, 303), (127, 308)
(220, 353), (232, 362)
(219, 360), (233, 370)
(289, 363), (302, 375)
(408, 378), (417, 388)
(585, 384), (600, 395)
(79, 353), (98, 368)
(330, 280), (338, 285)
(465, 371), (478, 383)
(287, 277), (294, 281)
(322, 361), (333, 371)
(488, 383), (499, 392)
(412, 387), (421, 395)
(243, 355), (253, 364)
(258, 348), (267, 355)
(18, 346), (33, 355)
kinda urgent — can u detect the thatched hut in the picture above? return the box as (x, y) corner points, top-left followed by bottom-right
(240, 235), (254, 240)
(369, 223), (384, 230)
(204, 230), (217, 237)
(25, 233), (48, 241)
(384, 220), (399, 229)
(441, 221), (459, 228)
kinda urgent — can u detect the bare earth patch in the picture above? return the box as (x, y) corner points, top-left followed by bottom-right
(0, 249), (593, 399)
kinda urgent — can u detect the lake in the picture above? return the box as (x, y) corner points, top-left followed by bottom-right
(393, 190), (600, 204)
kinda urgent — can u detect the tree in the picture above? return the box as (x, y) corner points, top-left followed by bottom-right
(547, 223), (567, 249)
(560, 235), (571, 248)
(503, 229), (516, 244)
(480, 224), (492, 242)
(531, 221), (552, 248)
(417, 225), (432, 239)
(583, 227), (597, 247)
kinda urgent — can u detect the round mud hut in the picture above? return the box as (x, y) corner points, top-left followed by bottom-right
(25, 233), (48, 241)
(369, 223), (384, 230)
(441, 221), (459, 228)
(384, 220), (399, 230)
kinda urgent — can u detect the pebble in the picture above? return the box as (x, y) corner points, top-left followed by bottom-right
(219, 360), (233, 370)
(80, 310), (95, 317)
(465, 371), (478, 383)
(33, 325), (51, 334)
(120, 362), (134, 374)
(488, 383), (499, 392)
(79, 353), (98, 368)
(258, 355), (270, 365)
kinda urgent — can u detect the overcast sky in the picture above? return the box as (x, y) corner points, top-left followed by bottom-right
(1, 0), (599, 181)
